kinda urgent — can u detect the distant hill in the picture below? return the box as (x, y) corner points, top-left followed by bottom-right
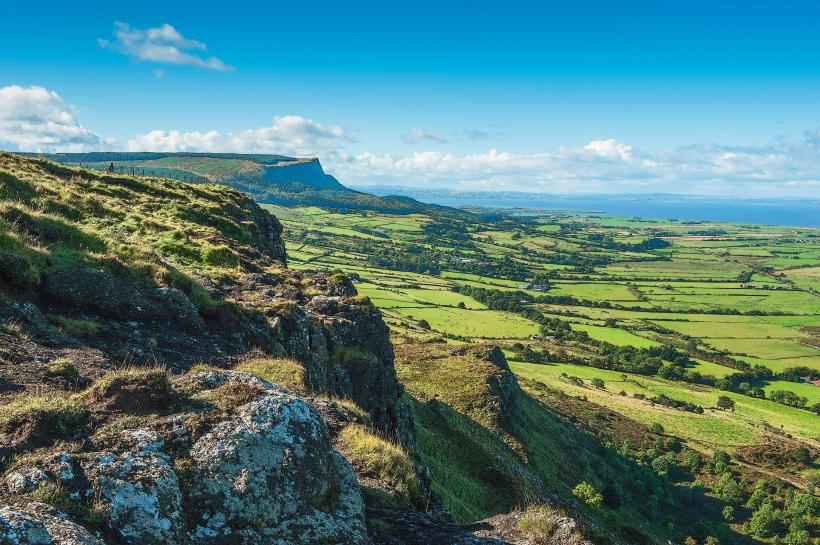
(31, 152), (468, 217)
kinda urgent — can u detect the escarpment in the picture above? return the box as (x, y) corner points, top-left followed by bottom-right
(0, 153), (597, 545)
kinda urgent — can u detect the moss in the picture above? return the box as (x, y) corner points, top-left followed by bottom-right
(337, 424), (419, 503)
(46, 314), (101, 338)
(234, 357), (306, 391)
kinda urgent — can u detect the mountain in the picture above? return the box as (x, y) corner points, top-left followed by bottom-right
(30, 151), (469, 217)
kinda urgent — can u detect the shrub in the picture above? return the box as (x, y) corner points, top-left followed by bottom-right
(572, 481), (603, 508)
(338, 425), (418, 503)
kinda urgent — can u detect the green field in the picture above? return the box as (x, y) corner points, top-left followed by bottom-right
(270, 203), (820, 487)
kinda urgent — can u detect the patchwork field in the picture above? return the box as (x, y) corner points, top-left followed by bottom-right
(265, 203), (820, 465)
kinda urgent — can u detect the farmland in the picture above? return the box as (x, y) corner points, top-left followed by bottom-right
(270, 206), (820, 452)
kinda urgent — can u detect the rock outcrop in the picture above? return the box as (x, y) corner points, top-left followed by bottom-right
(1, 372), (372, 545)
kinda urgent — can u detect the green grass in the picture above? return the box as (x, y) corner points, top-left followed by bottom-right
(572, 324), (660, 348)
(337, 424), (418, 502)
(0, 395), (88, 434)
(391, 306), (541, 338)
(234, 357), (306, 391)
(510, 361), (819, 448)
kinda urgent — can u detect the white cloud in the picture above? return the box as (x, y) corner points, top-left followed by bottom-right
(127, 115), (349, 158)
(99, 22), (234, 72)
(335, 136), (820, 197)
(583, 138), (632, 160)
(0, 85), (109, 152)
(403, 127), (448, 144)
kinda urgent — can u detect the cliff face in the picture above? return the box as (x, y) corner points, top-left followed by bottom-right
(0, 154), (405, 544)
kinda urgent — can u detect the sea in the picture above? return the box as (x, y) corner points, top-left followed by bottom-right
(356, 189), (820, 228)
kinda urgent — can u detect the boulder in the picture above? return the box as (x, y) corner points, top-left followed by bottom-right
(0, 502), (105, 545)
(188, 389), (371, 544)
(82, 431), (182, 545)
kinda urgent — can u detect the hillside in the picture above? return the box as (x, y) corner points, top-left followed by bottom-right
(0, 153), (604, 545)
(31, 152), (468, 217)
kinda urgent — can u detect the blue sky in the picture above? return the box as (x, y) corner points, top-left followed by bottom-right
(2, 0), (820, 196)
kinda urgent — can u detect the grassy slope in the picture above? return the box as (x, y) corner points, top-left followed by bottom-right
(0, 152), (281, 309)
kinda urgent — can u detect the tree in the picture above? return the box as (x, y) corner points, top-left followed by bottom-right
(713, 472), (745, 504)
(712, 451), (731, 475)
(682, 450), (702, 473)
(746, 501), (780, 538)
(591, 378), (605, 389)
(717, 396), (735, 411)
(417, 319), (431, 330)
(572, 482), (604, 509)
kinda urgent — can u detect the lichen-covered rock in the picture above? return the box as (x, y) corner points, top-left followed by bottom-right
(188, 389), (372, 544)
(4, 470), (47, 495)
(82, 430), (182, 545)
(0, 502), (105, 545)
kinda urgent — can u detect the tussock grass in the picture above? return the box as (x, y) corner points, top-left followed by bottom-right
(46, 358), (82, 384)
(47, 314), (101, 337)
(337, 424), (418, 502)
(515, 504), (559, 540)
(0, 395), (88, 434)
(235, 357), (306, 391)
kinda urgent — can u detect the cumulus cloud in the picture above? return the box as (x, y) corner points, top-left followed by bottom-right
(0, 85), (108, 152)
(403, 127), (448, 144)
(335, 136), (820, 197)
(127, 115), (349, 158)
(99, 22), (234, 72)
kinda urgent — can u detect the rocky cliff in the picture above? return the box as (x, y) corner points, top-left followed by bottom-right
(0, 153), (593, 545)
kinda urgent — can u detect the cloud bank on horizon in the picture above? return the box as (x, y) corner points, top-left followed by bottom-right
(1, 84), (819, 198)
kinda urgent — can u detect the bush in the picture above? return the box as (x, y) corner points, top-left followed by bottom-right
(572, 481), (603, 508)
(338, 425), (418, 503)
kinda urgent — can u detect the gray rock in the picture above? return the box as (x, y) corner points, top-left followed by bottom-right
(5, 470), (48, 494)
(188, 390), (372, 544)
(0, 502), (106, 545)
(83, 431), (182, 545)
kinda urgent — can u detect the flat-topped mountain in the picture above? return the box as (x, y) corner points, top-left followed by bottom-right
(30, 152), (467, 217)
